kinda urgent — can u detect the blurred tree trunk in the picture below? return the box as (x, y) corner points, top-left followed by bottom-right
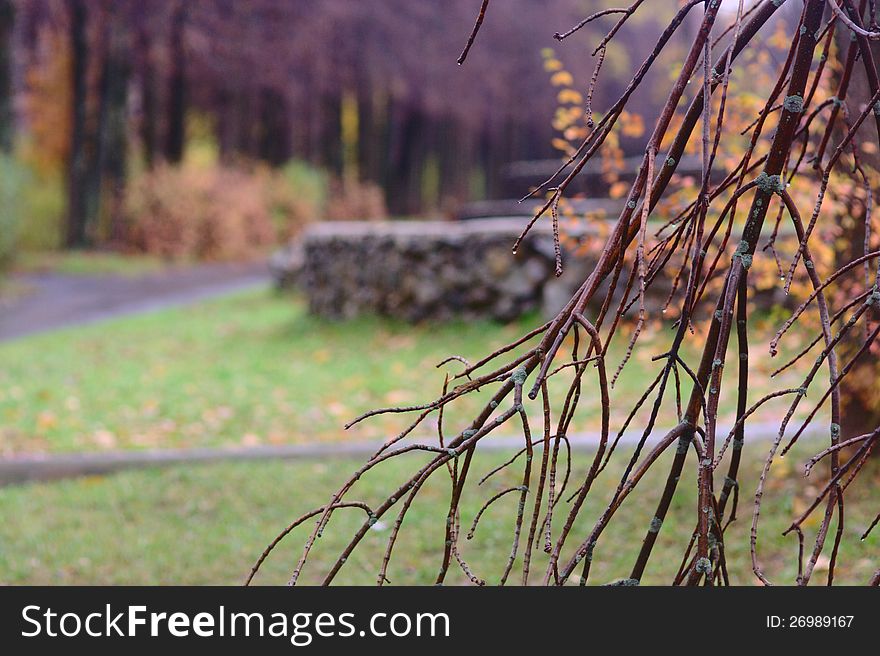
(164, 1), (186, 164)
(96, 8), (130, 243)
(304, 68), (320, 165)
(340, 90), (359, 181)
(258, 87), (291, 166)
(65, 0), (90, 247)
(372, 91), (394, 201)
(235, 90), (256, 158)
(437, 117), (471, 212)
(0, 0), (14, 153)
(386, 102), (411, 215)
(319, 93), (342, 176)
(216, 89), (238, 162)
(387, 103), (429, 215)
(356, 80), (377, 184)
(137, 26), (157, 168)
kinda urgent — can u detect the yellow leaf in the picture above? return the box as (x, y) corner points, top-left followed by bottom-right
(608, 181), (629, 199)
(557, 89), (583, 105)
(550, 70), (573, 86)
(620, 111), (645, 138)
(551, 138), (573, 154)
(770, 457), (791, 480)
(563, 126), (588, 141)
(36, 411), (57, 431)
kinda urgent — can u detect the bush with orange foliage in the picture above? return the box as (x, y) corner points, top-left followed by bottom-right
(324, 177), (388, 222)
(123, 164), (316, 261)
(123, 162), (388, 261)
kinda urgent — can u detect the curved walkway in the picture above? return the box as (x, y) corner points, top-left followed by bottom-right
(0, 421), (824, 487)
(0, 261), (270, 342)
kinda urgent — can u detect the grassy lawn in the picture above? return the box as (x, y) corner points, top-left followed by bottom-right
(0, 443), (876, 585)
(0, 289), (810, 456)
(0, 290), (541, 453)
(0, 287), (869, 586)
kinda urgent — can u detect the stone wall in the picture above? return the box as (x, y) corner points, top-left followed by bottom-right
(269, 154), (727, 323)
(290, 219), (597, 322)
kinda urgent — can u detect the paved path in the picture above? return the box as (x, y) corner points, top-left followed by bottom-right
(0, 261), (271, 341)
(0, 422), (825, 487)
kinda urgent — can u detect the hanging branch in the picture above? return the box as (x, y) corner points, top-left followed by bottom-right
(251, 0), (880, 587)
(457, 0), (491, 65)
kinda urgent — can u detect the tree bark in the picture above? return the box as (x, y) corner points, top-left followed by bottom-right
(0, 0), (14, 154)
(96, 8), (130, 243)
(65, 0), (90, 248)
(164, 1), (186, 164)
(137, 26), (157, 168)
(258, 87), (291, 166)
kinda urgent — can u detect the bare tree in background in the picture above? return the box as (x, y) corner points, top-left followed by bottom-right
(64, 0), (89, 247)
(16, 0), (661, 229)
(252, 0), (880, 586)
(0, 0), (14, 153)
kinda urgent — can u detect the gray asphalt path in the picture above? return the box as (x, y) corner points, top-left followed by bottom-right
(0, 421), (825, 487)
(0, 261), (271, 341)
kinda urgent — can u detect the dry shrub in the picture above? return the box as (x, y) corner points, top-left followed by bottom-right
(325, 178), (387, 222)
(124, 164), (312, 261)
(124, 162), (387, 260)
(264, 168), (324, 242)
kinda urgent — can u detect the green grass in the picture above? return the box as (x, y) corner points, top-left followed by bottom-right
(0, 287), (868, 586)
(0, 290), (542, 453)
(14, 250), (166, 277)
(0, 444), (876, 585)
(0, 289), (811, 455)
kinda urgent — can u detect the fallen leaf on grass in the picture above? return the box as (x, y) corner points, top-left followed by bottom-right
(384, 389), (413, 404)
(36, 411), (57, 431)
(241, 433), (262, 447)
(92, 429), (117, 448)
